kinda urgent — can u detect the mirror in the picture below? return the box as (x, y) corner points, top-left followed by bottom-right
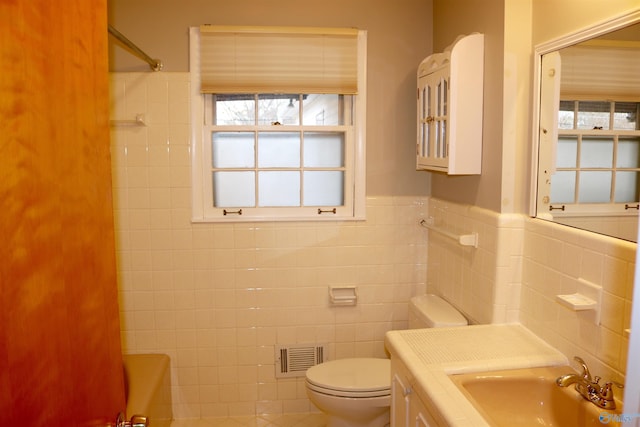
(533, 16), (640, 242)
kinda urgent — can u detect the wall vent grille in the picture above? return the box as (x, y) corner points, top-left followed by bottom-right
(275, 344), (327, 378)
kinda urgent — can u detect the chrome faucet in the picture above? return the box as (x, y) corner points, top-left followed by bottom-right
(556, 356), (623, 410)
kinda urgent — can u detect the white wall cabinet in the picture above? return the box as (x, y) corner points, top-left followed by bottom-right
(391, 358), (438, 427)
(417, 33), (484, 174)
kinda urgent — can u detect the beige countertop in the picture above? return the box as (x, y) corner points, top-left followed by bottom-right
(385, 324), (568, 426)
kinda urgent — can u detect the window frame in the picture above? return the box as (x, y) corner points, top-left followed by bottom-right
(189, 27), (367, 223)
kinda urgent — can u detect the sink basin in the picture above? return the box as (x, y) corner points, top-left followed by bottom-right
(450, 366), (622, 426)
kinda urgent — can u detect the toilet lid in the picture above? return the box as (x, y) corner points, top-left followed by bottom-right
(306, 358), (391, 398)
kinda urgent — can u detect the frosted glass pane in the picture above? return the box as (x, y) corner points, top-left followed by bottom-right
(579, 171), (611, 203)
(212, 132), (254, 168)
(615, 171), (640, 203)
(258, 132), (300, 167)
(304, 132), (344, 167)
(258, 171), (300, 206)
(550, 171), (576, 203)
(304, 171), (343, 206)
(557, 136), (577, 168)
(213, 172), (255, 207)
(580, 137), (613, 168)
(617, 137), (640, 168)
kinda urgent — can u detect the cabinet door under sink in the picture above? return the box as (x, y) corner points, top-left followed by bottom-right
(391, 371), (411, 427)
(391, 358), (438, 427)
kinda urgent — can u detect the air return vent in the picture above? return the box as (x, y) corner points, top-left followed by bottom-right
(275, 344), (327, 378)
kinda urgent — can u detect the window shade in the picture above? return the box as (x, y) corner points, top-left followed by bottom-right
(560, 42), (640, 99)
(198, 25), (359, 94)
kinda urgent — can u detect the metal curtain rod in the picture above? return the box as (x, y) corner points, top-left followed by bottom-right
(108, 25), (163, 71)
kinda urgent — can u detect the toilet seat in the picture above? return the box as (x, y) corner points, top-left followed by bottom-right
(306, 358), (391, 398)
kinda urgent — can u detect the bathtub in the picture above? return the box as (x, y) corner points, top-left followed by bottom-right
(123, 354), (173, 427)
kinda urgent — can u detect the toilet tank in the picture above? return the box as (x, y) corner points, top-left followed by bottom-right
(408, 294), (467, 328)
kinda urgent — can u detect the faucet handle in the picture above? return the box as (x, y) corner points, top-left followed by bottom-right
(599, 381), (624, 409)
(573, 356), (592, 380)
(603, 381), (624, 394)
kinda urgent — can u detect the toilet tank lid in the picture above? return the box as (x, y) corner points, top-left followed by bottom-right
(410, 294), (467, 327)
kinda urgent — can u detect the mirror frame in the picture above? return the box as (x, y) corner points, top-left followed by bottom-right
(529, 9), (640, 224)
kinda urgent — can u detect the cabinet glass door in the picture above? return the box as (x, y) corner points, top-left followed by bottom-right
(435, 76), (448, 159)
(417, 67), (449, 171)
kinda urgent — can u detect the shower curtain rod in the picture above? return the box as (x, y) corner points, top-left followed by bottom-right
(108, 25), (163, 71)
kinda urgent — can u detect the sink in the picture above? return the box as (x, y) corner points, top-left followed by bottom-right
(449, 366), (623, 426)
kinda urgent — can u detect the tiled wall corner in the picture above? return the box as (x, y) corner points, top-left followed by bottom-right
(427, 198), (634, 383)
(521, 217), (634, 383)
(426, 198), (524, 324)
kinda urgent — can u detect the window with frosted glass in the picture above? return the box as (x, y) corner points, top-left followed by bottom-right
(554, 100), (640, 209)
(210, 94), (350, 209)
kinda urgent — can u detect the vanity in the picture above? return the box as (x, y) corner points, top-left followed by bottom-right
(385, 324), (570, 426)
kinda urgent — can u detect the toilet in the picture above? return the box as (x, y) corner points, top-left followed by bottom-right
(305, 294), (468, 427)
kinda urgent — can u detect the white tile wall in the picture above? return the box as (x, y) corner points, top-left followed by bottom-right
(426, 198), (524, 324)
(427, 198), (634, 384)
(111, 72), (637, 419)
(521, 217), (634, 382)
(110, 72), (429, 418)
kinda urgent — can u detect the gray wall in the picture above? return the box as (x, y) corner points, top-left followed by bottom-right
(108, 0), (434, 197)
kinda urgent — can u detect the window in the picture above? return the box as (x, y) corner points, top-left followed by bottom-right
(189, 26), (367, 222)
(551, 100), (640, 212)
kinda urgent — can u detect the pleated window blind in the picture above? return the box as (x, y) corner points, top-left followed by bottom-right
(560, 42), (640, 99)
(198, 25), (360, 94)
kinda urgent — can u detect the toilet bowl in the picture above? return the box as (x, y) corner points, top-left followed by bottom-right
(305, 294), (467, 427)
(306, 358), (390, 427)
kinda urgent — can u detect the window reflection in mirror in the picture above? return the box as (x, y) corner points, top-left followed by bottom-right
(535, 23), (640, 242)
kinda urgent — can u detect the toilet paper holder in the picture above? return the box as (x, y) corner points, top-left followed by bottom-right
(329, 286), (358, 306)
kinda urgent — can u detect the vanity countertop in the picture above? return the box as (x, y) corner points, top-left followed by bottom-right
(385, 324), (568, 426)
